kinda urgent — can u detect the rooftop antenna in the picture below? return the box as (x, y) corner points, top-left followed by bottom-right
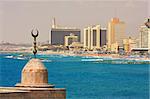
(31, 28), (39, 58)
(52, 17), (56, 28)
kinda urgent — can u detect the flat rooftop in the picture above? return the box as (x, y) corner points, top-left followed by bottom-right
(51, 28), (80, 31)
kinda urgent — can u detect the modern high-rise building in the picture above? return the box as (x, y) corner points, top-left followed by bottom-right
(139, 19), (150, 52)
(107, 18), (126, 50)
(84, 25), (107, 50)
(139, 26), (149, 48)
(50, 18), (80, 45)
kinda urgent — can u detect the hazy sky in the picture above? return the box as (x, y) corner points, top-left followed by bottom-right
(0, 0), (149, 44)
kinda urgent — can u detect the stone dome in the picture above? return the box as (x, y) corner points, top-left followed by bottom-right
(16, 59), (54, 88)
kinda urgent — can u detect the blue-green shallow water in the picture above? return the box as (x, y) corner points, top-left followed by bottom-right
(0, 53), (149, 99)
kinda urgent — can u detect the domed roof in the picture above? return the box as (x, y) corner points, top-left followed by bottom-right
(16, 59), (54, 88)
(22, 59), (47, 71)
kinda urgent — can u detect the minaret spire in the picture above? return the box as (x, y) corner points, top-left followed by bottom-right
(31, 28), (39, 58)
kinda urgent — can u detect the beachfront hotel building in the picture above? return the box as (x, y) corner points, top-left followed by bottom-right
(139, 25), (149, 48)
(123, 37), (137, 53)
(107, 18), (126, 51)
(83, 25), (107, 50)
(50, 18), (80, 45)
(139, 19), (150, 52)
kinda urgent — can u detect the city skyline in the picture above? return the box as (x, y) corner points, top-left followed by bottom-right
(0, 0), (149, 43)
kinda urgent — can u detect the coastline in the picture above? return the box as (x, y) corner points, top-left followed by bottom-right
(1, 50), (150, 64)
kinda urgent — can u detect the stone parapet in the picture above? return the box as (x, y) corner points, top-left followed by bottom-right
(0, 87), (66, 99)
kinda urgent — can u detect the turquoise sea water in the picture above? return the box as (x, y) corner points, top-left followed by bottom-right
(0, 53), (149, 99)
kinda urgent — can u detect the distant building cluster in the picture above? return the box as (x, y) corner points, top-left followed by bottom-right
(49, 18), (150, 54)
